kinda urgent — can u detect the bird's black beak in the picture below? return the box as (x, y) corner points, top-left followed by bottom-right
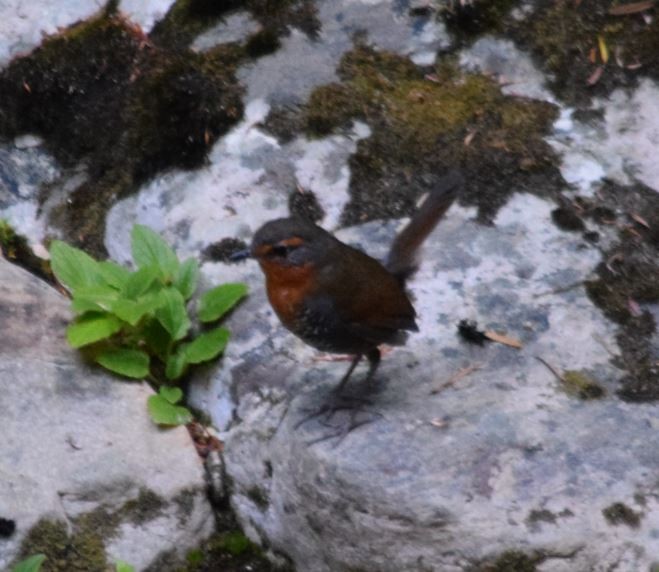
(229, 248), (252, 262)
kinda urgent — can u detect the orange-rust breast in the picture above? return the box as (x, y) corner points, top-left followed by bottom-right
(259, 259), (316, 329)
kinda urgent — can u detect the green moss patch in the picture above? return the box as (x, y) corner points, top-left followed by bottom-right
(302, 45), (561, 226)
(0, 220), (54, 284)
(13, 516), (110, 572)
(478, 550), (538, 572)
(156, 529), (292, 572)
(119, 488), (167, 525)
(10, 488), (171, 571)
(514, 0), (659, 105)
(560, 370), (606, 400)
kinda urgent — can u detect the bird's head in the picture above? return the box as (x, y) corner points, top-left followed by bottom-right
(249, 217), (334, 270)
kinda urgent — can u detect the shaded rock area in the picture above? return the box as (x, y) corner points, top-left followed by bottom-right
(0, 258), (214, 570)
(218, 194), (659, 572)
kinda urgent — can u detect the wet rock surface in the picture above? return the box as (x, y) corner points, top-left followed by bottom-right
(0, 259), (214, 570)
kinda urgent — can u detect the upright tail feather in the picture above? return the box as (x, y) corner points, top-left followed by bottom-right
(385, 170), (463, 284)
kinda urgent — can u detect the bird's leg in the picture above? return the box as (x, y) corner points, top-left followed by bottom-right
(364, 347), (381, 385)
(295, 350), (384, 445)
(334, 353), (363, 394)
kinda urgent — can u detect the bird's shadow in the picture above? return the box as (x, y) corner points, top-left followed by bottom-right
(291, 381), (388, 447)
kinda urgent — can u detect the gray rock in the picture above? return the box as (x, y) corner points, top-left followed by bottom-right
(0, 259), (214, 571)
(220, 194), (659, 572)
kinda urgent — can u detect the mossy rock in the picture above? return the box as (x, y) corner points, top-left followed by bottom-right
(14, 519), (108, 572)
(515, 0), (659, 105)
(0, 5), (246, 257)
(560, 370), (605, 400)
(0, 12), (142, 168)
(478, 549), (537, 572)
(301, 45), (561, 225)
(0, 220), (54, 284)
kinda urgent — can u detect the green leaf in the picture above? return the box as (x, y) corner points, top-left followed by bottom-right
(122, 265), (161, 300)
(50, 241), (103, 291)
(115, 560), (135, 572)
(98, 261), (131, 289)
(131, 225), (179, 280)
(174, 258), (199, 301)
(66, 314), (122, 348)
(142, 319), (171, 361)
(221, 532), (251, 556)
(155, 288), (190, 341)
(198, 283), (247, 323)
(147, 393), (192, 426)
(12, 554), (46, 572)
(111, 294), (161, 326)
(70, 285), (120, 314)
(184, 327), (230, 364)
(96, 348), (150, 379)
(160, 385), (183, 404)
(165, 350), (188, 380)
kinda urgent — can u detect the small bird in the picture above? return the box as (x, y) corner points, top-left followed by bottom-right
(241, 170), (463, 394)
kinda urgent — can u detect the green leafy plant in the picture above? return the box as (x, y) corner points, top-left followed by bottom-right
(12, 554), (46, 572)
(148, 386), (193, 426)
(49, 225), (247, 425)
(115, 560), (135, 572)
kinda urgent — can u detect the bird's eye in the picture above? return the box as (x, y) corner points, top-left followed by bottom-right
(267, 238), (304, 259)
(271, 245), (289, 257)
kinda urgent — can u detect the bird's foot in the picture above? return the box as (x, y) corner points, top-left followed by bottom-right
(294, 394), (382, 446)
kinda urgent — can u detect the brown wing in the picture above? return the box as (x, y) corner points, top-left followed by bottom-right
(317, 242), (417, 344)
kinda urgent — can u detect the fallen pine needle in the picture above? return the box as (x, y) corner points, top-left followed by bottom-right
(587, 65), (604, 86)
(630, 213), (650, 228)
(609, 0), (655, 15)
(535, 356), (564, 382)
(484, 331), (523, 349)
(598, 35), (609, 64)
(431, 362), (482, 394)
